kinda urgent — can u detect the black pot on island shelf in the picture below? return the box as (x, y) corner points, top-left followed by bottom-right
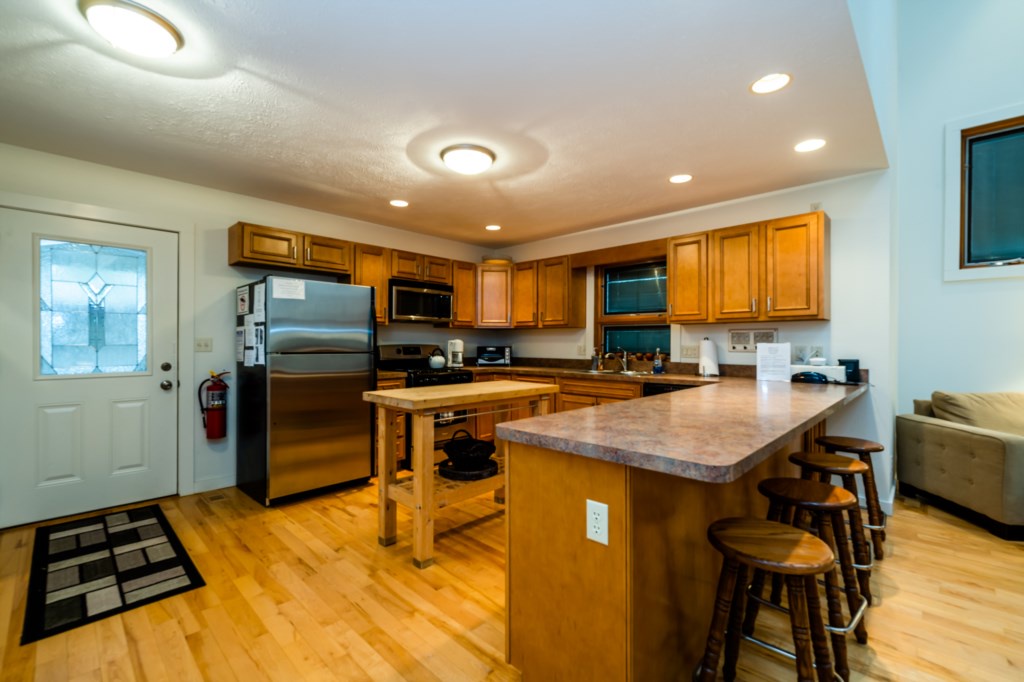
(440, 430), (498, 481)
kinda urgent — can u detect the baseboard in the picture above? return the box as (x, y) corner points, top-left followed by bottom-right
(192, 475), (235, 494)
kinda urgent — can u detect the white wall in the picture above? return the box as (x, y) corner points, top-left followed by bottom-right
(896, 0), (1024, 406)
(501, 171), (897, 508)
(0, 143), (491, 493)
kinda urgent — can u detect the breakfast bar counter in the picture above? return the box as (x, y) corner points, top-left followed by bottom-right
(364, 380), (558, 568)
(495, 379), (867, 681)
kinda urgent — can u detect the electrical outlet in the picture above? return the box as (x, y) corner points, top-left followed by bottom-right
(680, 344), (699, 359)
(586, 499), (609, 545)
(195, 337), (213, 352)
(577, 343), (587, 357)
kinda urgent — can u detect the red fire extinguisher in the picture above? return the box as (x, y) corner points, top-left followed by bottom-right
(198, 370), (230, 440)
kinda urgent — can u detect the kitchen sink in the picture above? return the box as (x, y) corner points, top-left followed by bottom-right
(572, 369), (652, 376)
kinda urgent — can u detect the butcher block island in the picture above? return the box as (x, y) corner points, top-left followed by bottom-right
(495, 378), (867, 681)
(363, 379), (558, 568)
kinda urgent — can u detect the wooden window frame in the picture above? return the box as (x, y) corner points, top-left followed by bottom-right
(593, 261), (668, 351)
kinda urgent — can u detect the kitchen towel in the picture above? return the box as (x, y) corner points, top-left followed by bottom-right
(698, 338), (720, 376)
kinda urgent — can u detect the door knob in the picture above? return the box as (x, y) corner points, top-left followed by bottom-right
(160, 380), (173, 391)
(161, 362), (172, 371)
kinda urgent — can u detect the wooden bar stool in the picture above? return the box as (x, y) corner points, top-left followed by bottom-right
(788, 451), (874, 605)
(744, 478), (869, 682)
(816, 435), (887, 560)
(697, 518), (835, 682)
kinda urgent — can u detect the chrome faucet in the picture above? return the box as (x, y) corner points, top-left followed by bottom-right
(616, 347), (628, 372)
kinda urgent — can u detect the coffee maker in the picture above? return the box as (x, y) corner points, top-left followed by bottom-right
(446, 339), (464, 368)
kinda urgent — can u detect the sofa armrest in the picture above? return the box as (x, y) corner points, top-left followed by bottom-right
(896, 413), (1024, 524)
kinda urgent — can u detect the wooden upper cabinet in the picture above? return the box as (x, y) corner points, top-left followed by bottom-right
(710, 222), (761, 321)
(229, 222), (354, 274)
(354, 244), (390, 324)
(229, 222), (300, 267)
(390, 250), (421, 280)
(537, 256), (585, 327)
(302, 234), (352, 273)
(512, 261), (539, 327)
(451, 260), (476, 328)
(390, 250), (452, 284)
(667, 233), (709, 323)
(764, 212), (828, 319)
(477, 263), (512, 328)
(423, 256), (452, 284)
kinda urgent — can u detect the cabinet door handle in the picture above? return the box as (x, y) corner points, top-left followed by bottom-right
(751, 298), (757, 313)
(292, 246), (297, 259)
(306, 247), (311, 262)
(767, 296), (772, 312)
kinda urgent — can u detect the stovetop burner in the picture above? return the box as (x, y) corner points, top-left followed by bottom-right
(405, 367), (474, 387)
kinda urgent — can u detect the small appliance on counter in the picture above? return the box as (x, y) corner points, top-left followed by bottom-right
(477, 345), (512, 366)
(447, 338), (464, 368)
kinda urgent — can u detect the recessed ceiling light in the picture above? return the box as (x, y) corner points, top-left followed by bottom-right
(389, 199), (409, 208)
(669, 174), (693, 184)
(485, 225), (502, 231)
(750, 73), (791, 94)
(441, 144), (496, 175)
(80, 0), (184, 58)
(794, 138), (827, 153)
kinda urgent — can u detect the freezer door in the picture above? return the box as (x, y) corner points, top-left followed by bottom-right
(265, 277), (374, 353)
(267, 352), (372, 499)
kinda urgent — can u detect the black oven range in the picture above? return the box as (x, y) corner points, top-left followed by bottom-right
(376, 344), (475, 467)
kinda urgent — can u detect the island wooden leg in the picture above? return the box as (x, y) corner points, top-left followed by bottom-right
(411, 413), (436, 568)
(376, 405), (398, 547)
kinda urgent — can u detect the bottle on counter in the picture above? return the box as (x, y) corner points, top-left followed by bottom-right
(653, 348), (665, 374)
(591, 347), (602, 371)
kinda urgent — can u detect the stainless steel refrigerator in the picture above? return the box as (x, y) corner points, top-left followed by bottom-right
(235, 276), (375, 505)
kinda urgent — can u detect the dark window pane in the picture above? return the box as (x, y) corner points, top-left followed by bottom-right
(604, 262), (666, 314)
(603, 326), (669, 355)
(965, 123), (1024, 264)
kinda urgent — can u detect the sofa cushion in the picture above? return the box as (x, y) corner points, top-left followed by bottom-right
(931, 391), (1024, 437)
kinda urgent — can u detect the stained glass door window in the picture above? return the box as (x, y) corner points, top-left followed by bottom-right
(38, 238), (149, 376)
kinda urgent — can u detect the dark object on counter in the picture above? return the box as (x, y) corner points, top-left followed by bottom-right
(477, 345), (512, 366)
(837, 359), (860, 383)
(792, 371), (829, 384)
(642, 382), (697, 397)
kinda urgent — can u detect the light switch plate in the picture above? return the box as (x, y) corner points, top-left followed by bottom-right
(195, 337), (213, 352)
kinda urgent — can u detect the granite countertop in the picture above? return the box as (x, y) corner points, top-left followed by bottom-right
(495, 379), (868, 484)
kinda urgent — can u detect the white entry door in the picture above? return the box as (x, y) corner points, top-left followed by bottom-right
(0, 207), (179, 528)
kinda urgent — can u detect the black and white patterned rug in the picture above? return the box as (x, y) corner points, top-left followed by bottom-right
(21, 504), (204, 644)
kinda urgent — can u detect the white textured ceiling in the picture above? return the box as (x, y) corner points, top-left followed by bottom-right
(0, 1), (886, 247)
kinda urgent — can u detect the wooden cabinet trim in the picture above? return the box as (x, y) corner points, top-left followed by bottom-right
(558, 377), (641, 401)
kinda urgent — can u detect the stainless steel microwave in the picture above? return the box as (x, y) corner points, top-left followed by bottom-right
(388, 278), (453, 323)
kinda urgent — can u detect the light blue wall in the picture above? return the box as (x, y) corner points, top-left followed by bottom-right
(896, 0), (1024, 405)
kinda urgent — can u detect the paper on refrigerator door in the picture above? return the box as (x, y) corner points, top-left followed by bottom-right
(272, 278), (306, 300)
(253, 282), (266, 323)
(235, 327), (245, 362)
(254, 326), (265, 365)
(756, 342), (792, 382)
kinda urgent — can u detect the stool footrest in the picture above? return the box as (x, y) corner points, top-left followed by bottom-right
(824, 593), (868, 635)
(739, 634), (844, 682)
(746, 588), (789, 614)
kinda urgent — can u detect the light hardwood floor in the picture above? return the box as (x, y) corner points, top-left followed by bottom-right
(1, 484), (1022, 681)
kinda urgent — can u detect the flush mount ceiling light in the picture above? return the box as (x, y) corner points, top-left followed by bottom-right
(750, 73), (791, 94)
(80, 0), (183, 58)
(485, 225), (502, 231)
(794, 138), (827, 153)
(669, 174), (693, 184)
(389, 199), (409, 207)
(440, 144), (496, 175)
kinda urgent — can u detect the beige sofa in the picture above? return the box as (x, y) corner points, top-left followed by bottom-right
(896, 391), (1024, 539)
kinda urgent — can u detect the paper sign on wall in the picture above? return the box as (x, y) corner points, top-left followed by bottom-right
(756, 342), (792, 382)
(272, 278), (306, 300)
(236, 286), (250, 315)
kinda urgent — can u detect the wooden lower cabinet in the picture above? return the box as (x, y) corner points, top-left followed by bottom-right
(556, 377), (641, 412)
(506, 440), (801, 681)
(510, 375), (557, 419)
